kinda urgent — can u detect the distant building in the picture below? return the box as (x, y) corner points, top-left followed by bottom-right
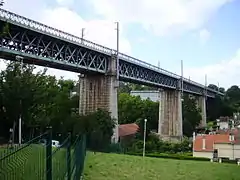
(193, 129), (240, 164)
(216, 116), (232, 130)
(130, 90), (160, 102)
(118, 123), (139, 137)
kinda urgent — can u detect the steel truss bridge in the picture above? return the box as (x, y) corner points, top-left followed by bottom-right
(0, 8), (223, 98)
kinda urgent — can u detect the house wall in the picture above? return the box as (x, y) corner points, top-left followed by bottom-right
(218, 122), (229, 130)
(215, 143), (240, 160)
(193, 151), (213, 159)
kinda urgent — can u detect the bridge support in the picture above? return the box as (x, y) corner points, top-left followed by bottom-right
(158, 90), (183, 142)
(196, 96), (207, 127)
(78, 56), (119, 143)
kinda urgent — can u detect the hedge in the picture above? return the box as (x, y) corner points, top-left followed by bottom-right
(126, 152), (239, 164)
(126, 152), (210, 161)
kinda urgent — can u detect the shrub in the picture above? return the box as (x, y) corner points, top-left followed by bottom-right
(127, 135), (192, 154)
(126, 152), (209, 162)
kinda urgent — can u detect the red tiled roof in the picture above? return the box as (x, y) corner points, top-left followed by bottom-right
(193, 134), (230, 152)
(193, 129), (240, 152)
(118, 123), (139, 137)
(217, 128), (239, 134)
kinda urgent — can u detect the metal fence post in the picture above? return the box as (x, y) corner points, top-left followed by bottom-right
(79, 134), (86, 179)
(67, 132), (71, 180)
(46, 127), (52, 180)
(74, 135), (81, 180)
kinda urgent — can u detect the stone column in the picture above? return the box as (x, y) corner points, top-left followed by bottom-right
(78, 55), (119, 143)
(158, 89), (183, 141)
(196, 96), (207, 127)
(107, 55), (119, 143)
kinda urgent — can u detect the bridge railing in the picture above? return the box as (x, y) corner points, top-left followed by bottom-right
(0, 8), (218, 94)
(0, 8), (113, 55)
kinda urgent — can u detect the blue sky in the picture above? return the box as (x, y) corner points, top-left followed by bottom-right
(1, 0), (240, 88)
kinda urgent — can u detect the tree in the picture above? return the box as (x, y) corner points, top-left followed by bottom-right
(118, 93), (144, 124)
(182, 95), (201, 137)
(0, 62), (78, 141)
(118, 93), (158, 131)
(73, 109), (116, 151)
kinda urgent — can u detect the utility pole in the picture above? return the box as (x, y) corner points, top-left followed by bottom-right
(16, 55), (24, 145)
(205, 74), (208, 99)
(181, 60), (183, 99)
(81, 28), (85, 43)
(158, 61), (160, 69)
(143, 119), (147, 157)
(115, 22), (119, 80)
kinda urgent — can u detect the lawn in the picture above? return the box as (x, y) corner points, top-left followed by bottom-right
(83, 152), (240, 180)
(0, 144), (68, 180)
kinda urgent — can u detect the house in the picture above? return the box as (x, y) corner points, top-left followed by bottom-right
(216, 116), (233, 130)
(193, 129), (240, 163)
(118, 123), (139, 137)
(118, 123), (139, 146)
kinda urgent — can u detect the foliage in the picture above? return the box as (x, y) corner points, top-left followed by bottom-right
(182, 95), (202, 137)
(73, 109), (116, 151)
(126, 134), (191, 154)
(126, 152), (209, 161)
(118, 93), (158, 134)
(207, 85), (240, 121)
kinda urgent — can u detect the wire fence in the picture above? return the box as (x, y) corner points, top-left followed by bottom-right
(0, 128), (87, 180)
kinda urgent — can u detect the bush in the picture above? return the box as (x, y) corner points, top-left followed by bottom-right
(126, 152), (209, 162)
(127, 135), (192, 154)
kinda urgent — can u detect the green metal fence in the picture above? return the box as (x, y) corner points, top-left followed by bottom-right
(0, 128), (87, 180)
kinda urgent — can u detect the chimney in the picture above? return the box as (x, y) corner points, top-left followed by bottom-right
(193, 132), (196, 141)
(229, 133), (235, 142)
(202, 135), (206, 150)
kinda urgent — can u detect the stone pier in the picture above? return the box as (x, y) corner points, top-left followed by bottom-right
(196, 96), (207, 127)
(158, 89), (183, 142)
(78, 56), (119, 143)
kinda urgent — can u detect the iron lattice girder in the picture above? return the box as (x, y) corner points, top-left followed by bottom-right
(119, 60), (178, 89)
(119, 60), (215, 97)
(0, 8), (221, 97)
(0, 22), (107, 73)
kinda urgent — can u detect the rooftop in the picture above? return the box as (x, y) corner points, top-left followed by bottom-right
(193, 129), (240, 152)
(118, 123), (139, 137)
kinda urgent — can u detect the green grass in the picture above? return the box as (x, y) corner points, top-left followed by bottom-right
(83, 152), (240, 180)
(0, 144), (68, 180)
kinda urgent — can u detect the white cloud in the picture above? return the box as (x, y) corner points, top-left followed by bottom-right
(182, 49), (240, 89)
(56, 0), (74, 7)
(41, 7), (131, 54)
(90, 0), (233, 36)
(199, 29), (211, 44)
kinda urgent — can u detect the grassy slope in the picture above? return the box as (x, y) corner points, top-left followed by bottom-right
(84, 152), (239, 180)
(0, 145), (67, 180)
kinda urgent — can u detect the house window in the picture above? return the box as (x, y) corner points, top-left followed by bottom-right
(213, 149), (218, 158)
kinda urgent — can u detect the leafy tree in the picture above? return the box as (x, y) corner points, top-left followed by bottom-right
(73, 109), (116, 151)
(0, 62), (77, 141)
(118, 93), (143, 124)
(182, 95), (201, 137)
(118, 93), (158, 134)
